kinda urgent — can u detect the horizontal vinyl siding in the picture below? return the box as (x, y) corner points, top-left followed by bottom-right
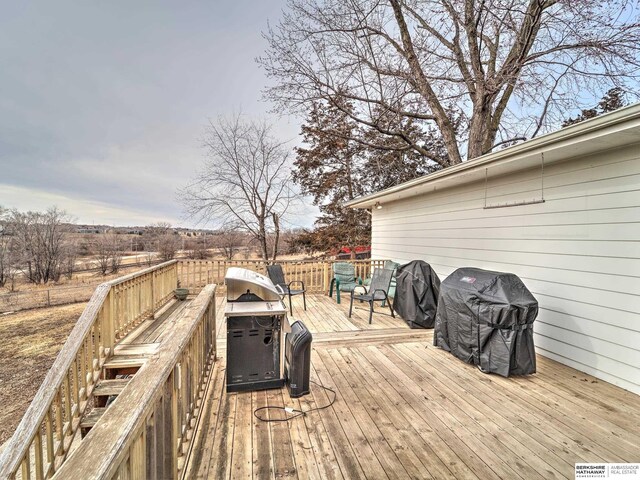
(371, 145), (640, 394)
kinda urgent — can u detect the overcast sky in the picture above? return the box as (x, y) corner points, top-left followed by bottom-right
(0, 1), (315, 228)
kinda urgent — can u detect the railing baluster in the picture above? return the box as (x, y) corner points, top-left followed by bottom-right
(64, 375), (72, 428)
(34, 431), (43, 480)
(55, 391), (63, 445)
(21, 452), (31, 480)
(45, 410), (54, 475)
(72, 360), (80, 414)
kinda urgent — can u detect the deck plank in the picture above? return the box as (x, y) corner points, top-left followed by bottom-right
(409, 342), (611, 465)
(358, 345), (510, 479)
(424, 344), (598, 466)
(310, 355), (392, 480)
(325, 348), (431, 480)
(386, 343), (564, 479)
(295, 382), (344, 480)
(185, 294), (640, 480)
(183, 358), (225, 480)
(208, 382), (237, 480)
(420, 343), (632, 463)
(340, 346), (461, 480)
(527, 360), (640, 430)
(252, 390), (274, 479)
(231, 391), (253, 479)
(392, 342), (571, 479)
(266, 388), (297, 478)
(306, 362), (368, 480)
(316, 348), (409, 479)
(286, 397), (323, 480)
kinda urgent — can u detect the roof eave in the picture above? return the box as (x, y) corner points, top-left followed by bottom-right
(345, 102), (640, 209)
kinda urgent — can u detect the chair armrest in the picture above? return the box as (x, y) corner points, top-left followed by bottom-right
(288, 280), (305, 291)
(373, 288), (388, 298)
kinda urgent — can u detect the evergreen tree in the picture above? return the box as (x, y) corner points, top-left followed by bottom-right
(562, 88), (628, 127)
(294, 100), (371, 254)
(293, 100), (455, 253)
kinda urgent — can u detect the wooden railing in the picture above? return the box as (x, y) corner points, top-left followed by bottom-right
(0, 261), (179, 480)
(50, 285), (217, 479)
(178, 259), (387, 293)
(0, 258), (386, 479)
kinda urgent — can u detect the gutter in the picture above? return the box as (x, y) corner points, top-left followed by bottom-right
(345, 102), (640, 208)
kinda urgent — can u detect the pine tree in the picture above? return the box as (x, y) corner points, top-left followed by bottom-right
(293, 99), (454, 253)
(562, 88), (628, 127)
(294, 100), (371, 255)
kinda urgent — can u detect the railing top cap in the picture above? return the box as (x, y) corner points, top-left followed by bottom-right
(103, 259), (177, 287)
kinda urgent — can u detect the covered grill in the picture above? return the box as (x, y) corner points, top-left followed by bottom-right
(224, 268), (287, 392)
(393, 260), (441, 329)
(433, 267), (538, 377)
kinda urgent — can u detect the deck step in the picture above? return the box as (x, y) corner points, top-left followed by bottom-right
(93, 378), (131, 397)
(113, 342), (160, 357)
(80, 407), (106, 437)
(103, 356), (146, 370)
(102, 356), (146, 379)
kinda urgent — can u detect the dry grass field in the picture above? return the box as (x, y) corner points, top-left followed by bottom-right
(0, 262), (160, 313)
(0, 303), (86, 445)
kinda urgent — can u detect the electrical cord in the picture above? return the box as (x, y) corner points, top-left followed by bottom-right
(253, 380), (337, 423)
(254, 316), (276, 329)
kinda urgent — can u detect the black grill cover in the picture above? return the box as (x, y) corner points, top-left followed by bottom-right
(433, 267), (538, 377)
(393, 261), (441, 329)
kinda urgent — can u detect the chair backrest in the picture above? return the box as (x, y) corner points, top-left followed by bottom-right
(266, 264), (286, 288)
(383, 260), (400, 274)
(369, 267), (394, 293)
(332, 262), (355, 281)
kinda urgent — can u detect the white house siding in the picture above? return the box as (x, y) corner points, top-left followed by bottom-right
(371, 144), (640, 394)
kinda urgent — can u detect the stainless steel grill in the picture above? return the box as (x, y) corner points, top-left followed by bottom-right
(224, 267), (287, 393)
(225, 267), (282, 302)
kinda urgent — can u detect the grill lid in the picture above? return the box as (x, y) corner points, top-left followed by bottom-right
(225, 267), (283, 302)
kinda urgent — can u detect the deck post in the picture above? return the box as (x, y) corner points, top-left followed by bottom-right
(323, 261), (329, 294)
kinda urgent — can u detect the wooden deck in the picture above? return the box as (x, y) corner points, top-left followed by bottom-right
(186, 294), (640, 480)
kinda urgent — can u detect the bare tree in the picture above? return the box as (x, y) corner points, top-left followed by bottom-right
(8, 207), (71, 283)
(181, 115), (297, 262)
(110, 236), (125, 273)
(144, 250), (156, 267)
(159, 235), (181, 261)
(94, 234), (124, 275)
(260, 0), (640, 163)
(146, 222), (181, 261)
(214, 229), (244, 260)
(0, 238), (10, 289)
(62, 239), (79, 280)
(94, 235), (111, 275)
(186, 236), (211, 260)
(0, 207), (12, 288)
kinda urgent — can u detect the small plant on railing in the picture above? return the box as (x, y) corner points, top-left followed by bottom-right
(175, 279), (189, 300)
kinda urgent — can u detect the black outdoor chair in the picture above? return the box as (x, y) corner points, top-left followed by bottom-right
(348, 267), (395, 324)
(266, 264), (307, 315)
